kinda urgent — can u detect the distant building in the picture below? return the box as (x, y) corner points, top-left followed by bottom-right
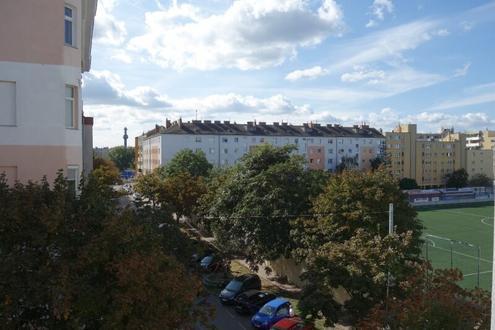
(135, 119), (385, 174)
(386, 124), (494, 188)
(0, 0), (97, 190)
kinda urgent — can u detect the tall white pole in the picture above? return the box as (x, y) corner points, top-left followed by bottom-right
(491, 149), (495, 329)
(389, 202), (394, 234)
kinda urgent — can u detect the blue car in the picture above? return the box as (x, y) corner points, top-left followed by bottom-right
(251, 298), (292, 329)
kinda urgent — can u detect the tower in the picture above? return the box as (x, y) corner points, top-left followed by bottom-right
(123, 127), (128, 148)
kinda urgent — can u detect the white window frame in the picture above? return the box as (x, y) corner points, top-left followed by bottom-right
(64, 5), (76, 47)
(67, 165), (80, 193)
(65, 85), (77, 128)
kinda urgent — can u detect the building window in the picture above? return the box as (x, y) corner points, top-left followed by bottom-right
(294, 138), (298, 144)
(328, 159), (333, 164)
(67, 166), (79, 193)
(209, 148), (215, 154)
(195, 137), (202, 143)
(328, 139), (333, 144)
(224, 148), (228, 154)
(234, 137), (239, 143)
(65, 85), (77, 128)
(222, 137), (228, 143)
(328, 149), (333, 154)
(64, 5), (75, 46)
(260, 138), (265, 143)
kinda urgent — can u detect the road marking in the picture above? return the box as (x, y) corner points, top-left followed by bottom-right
(424, 238), (436, 247)
(427, 244), (493, 264)
(481, 217), (493, 227)
(464, 270), (493, 277)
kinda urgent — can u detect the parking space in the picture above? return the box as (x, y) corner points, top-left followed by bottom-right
(197, 293), (252, 330)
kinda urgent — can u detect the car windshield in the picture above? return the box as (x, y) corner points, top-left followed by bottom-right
(225, 280), (242, 291)
(201, 256), (213, 264)
(258, 304), (276, 316)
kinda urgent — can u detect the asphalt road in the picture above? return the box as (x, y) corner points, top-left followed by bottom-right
(198, 294), (253, 330)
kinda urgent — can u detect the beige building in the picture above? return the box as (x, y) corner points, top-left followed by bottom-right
(386, 124), (493, 188)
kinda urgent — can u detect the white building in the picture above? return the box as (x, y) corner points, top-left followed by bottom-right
(136, 119), (385, 174)
(0, 0), (97, 189)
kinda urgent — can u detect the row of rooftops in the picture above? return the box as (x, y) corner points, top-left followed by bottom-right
(141, 119), (384, 138)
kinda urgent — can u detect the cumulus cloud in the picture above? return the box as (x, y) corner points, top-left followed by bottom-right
(127, 0), (344, 70)
(285, 66), (329, 81)
(93, 0), (127, 46)
(366, 0), (394, 28)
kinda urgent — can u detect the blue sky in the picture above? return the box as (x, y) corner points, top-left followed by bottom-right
(82, 0), (495, 147)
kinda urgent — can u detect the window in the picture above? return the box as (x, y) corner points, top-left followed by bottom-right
(64, 6), (75, 46)
(328, 159), (333, 164)
(234, 137), (239, 143)
(0, 81), (16, 126)
(67, 166), (79, 193)
(222, 137), (228, 143)
(65, 85), (77, 128)
(328, 139), (333, 144)
(224, 148), (228, 154)
(195, 137), (202, 143)
(209, 148), (215, 154)
(260, 138), (265, 143)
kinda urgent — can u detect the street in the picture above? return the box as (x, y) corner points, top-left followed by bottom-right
(198, 294), (253, 330)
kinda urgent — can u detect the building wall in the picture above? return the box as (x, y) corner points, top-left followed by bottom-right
(482, 130), (495, 150)
(82, 117), (93, 176)
(0, 0), (95, 185)
(467, 149), (494, 179)
(138, 133), (384, 173)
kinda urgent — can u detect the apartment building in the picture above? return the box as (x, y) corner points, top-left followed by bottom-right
(466, 130), (495, 150)
(386, 124), (494, 188)
(0, 0), (97, 188)
(135, 119), (385, 174)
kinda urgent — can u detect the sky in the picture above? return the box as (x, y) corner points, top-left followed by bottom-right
(82, 0), (495, 147)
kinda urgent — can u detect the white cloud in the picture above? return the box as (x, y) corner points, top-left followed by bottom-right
(111, 50), (133, 64)
(93, 0), (127, 46)
(435, 28), (450, 37)
(127, 0), (344, 70)
(285, 66), (329, 81)
(460, 20), (474, 31)
(454, 62), (471, 77)
(341, 66), (385, 83)
(366, 0), (394, 28)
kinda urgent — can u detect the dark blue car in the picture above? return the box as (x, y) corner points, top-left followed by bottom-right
(251, 297), (292, 329)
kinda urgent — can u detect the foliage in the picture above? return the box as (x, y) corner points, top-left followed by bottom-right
(162, 149), (213, 178)
(335, 156), (358, 173)
(291, 169), (422, 261)
(109, 146), (135, 171)
(92, 157), (122, 185)
(468, 173), (492, 187)
(202, 144), (327, 265)
(370, 155), (387, 171)
(399, 177), (419, 190)
(359, 263), (490, 329)
(0, 172), (210, 329)
(299, 229), (419, 326)
(133, 170), (164, 208)
(444, 168), (468, 188)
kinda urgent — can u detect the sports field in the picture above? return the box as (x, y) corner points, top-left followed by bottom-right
(418, 203), (494, 291)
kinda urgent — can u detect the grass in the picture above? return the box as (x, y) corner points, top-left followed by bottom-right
(418, 203), (494, 290)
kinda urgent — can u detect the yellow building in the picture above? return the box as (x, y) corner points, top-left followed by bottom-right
(385, 124), (493, 188)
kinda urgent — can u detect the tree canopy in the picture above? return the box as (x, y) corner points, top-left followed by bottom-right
(163, 149), (213, 178)
(0, 172), (209, 329)
(201, 144), (327, 265)
(399, 177), (419, 190)
(92, 157), (121, 185)
(468, 173), (492, 187)
(444, 168), (468, 188)
(109, 146), (135, 171)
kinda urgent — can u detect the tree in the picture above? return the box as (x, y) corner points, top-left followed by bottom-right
(468, 173), (492, 187)
(92, 157), (121, 185)
(203, 144), (326, 265)
(370, 155), (387, 171)
(0, 172), (211, 328)
(109, 146), (135, 171)
(399, 177), (419, 190)
(163, 149), (212, 178)
(359, 263), (490, 329)
(335, 156), (358, 173)
(291, 169), (422, 260)
(299, 230), (419, 326)
(444, 168), (468, 188)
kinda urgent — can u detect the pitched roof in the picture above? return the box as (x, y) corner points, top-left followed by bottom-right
(144, 120), (383, 138)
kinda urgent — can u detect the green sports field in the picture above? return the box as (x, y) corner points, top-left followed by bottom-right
(418, 203), (494, 291)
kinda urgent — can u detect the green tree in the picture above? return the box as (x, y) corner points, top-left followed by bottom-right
(203, 144), (326, 265)
(163, 149), (213, 178)
(359, 263), (490, 329)
(291, 169), (422, 260)
(335, 156), (358, 173)
(399, 177), (419, 190)
(109, 146), (135, 171)
(92, 157), (122, 185)
(299, 229), (419, 326)
(444, 168), (468, 188)
(468, 173), (492, 187)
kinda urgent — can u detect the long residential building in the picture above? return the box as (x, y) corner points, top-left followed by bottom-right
(135, 119), (385, 174)
(386, 124), (494, 188)
(0, 0), (97, 188)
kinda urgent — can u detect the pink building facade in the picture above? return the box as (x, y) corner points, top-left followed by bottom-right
(0, 0), (97, 187)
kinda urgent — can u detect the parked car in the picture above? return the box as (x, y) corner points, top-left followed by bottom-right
(251, 298), (292, 329)
(219, 274), (261, 304)
(199, 254), (223, 272)
(270, 317), (313, 330)
(234, 290), (276, 315)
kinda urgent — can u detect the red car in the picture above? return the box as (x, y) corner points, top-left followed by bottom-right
(270, 317), (313, 330)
